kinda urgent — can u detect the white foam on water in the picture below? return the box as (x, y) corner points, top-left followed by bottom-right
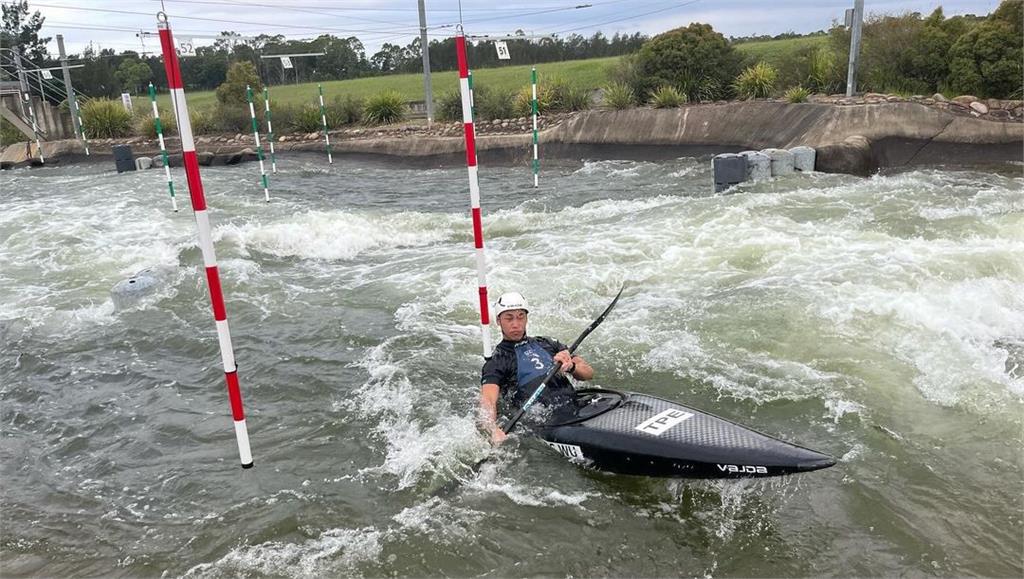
(216, 210), (456, 261)
(391, 496), (485, 542)
(573, 159), (657, 178)
(181, 527), (383, 578)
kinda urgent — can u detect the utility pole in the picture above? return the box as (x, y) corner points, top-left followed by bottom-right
(57, 35), (83, 141)
(845, 0), (864, 97)
(417, 0), (434, 125)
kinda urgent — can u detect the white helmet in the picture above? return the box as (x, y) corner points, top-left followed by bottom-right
(494, 291), (529, 318)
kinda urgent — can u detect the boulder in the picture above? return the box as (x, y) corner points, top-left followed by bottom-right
(815, 135), (876, 177)
(196, 151), (214, 166)
(762, 148), (795, 176)
(932, 93), (948, 102)
(969, 101), (989, 114)
(952, 95), (978, 104)
(134, 156), (153, 170)
(789, 146), (816, 172)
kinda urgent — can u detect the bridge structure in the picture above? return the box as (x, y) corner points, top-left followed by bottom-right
(1, 44), (91, 144)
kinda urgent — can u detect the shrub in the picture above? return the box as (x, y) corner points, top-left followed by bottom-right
(635, 23), (744, 100)
(189, 109), (217, 135)
(947, 0), (1022, 98)
(649, 85), (687, 108)
(81, 98), (133, 138)
(607, 53), (644, 96)
(806, 47), (842, 94)
(332, 95), (364, 125)
(554, 84), (592, 111)
(1, 116), (27, 145)
(734, 61), (779, 99)
(512, 84), (554, 116)
(784, 86), (810, 103)
(363, 90), (407, 125)
(602, 82), (636, 109)
(212, 102), (252, 134)
(265, 103), (296, 134)
(290, 104), (325, 133)
(215, 61), (262, 105)
(133, 106), (177, 138)
(436, 90), (463, 122)
(474, 86), (515, 120)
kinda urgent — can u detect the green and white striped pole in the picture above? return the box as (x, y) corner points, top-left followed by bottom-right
(318, 84), (333, 164)
(263, 87), (277, 173)
(246, 85), (270, 202)
(75, 103), (90, 156)
(531, 67), (539, 188)
(468, 70), (476, 123)
(23, 93), (44, 164)
(149, 82), (177, 211)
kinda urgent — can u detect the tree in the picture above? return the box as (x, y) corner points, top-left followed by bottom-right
(634, 23), (743, 101)
(947, 0), (1023, 98)
(115, 59), (152, 94)
(215, 61), (261, 105)
(1, 0), (50, 61)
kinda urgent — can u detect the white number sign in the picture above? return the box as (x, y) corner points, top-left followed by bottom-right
(280, 56), (293, 69)
(495, 41), (510, 60)
(177, 36), (196, 57)
(41, 70), (53, 80)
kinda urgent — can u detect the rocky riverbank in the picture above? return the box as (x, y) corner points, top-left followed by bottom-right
(3, 94), (1021, 175)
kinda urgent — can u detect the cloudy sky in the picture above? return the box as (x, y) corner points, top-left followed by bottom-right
(23, 0), (1001, 58)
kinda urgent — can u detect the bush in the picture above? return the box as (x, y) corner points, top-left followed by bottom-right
(436, 90), (463, 122)
(734, 61), (779, 99)
(189, 109), (217, 135)
(607, 53), (644, 95)
(784, 86), (810, 103)
(81, 99), (134, 138)
(363, 90), (407, 125)
(554, 84), (592, 111)
(133, 106), (177, 138)
(635, 23), (743, 101)
(290, 104), (325, 133)
(474, 86), (515, 120)
(1, 116), (27, 145)
(649, 85), (687, 108)
(332, 95), (364, 125)
(215, 61), (262, 105)
(947, 0), (1022, 98)
(512, 84), (553, 117)
(212, 102), (253, 134)
(601, 82), (636, 109)
(806, 47), (842, 94)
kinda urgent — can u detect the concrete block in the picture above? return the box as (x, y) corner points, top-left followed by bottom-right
(789, 146), (816, 172)
(762, 148), (795, 176)
(740, 150), (771, 181)
(135, 156), (152, 170)
(712, 153), (746, 192)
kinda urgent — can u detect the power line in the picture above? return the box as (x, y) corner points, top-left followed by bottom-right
(548, 0), (703, 35)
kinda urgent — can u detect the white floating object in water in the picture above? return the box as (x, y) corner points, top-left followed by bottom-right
(762, 148), (795, 176)
(111, 268), (165, 310)
(789, 146), (816, 172)
(740, 150), (771, 182)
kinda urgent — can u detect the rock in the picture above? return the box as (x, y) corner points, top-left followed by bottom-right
(234, 133), (245, 141)
(989, 109), (1010, 120)
(952, 95), (978, 104)
(932, 93), (948, 102)
(762, 148), (795, 176)
(151, 155), (163, 168)
(134, 156), (153, 170)
(196, 151), (214, 166)
(864, 92), (886, 99)
(886, 96), (902, 102)
(739, 150), (771, 181)
(922, 98), (935, 105)
(815, 135), (875, 177)
(789, 146), (816, 172)
(969, 101), (989, 114)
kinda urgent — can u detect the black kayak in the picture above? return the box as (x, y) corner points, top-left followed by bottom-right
(533, 389), (836, 478)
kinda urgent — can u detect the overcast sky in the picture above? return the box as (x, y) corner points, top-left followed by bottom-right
(25, 0), (1001, 59)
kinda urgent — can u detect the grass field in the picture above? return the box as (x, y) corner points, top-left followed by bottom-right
(132, 36), (828, 114)
(141, 56), (622, 113)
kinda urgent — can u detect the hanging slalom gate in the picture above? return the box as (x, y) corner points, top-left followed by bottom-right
(318, 84), (333, 164)
(148, 82), (178, 212)
(264, 88), (277, 173)
(456, 28), (492, 358)
(157, 12), (254, 469)
(23, 94), (44, 163)
(245, 85), (270, 202)
(531, 67), (539, 188)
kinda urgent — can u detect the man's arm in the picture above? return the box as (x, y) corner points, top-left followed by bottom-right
(479, 383), (508, 444)
(552, 350), (594, 381)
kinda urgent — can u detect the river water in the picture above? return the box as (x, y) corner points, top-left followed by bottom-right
(1, 153), (1021, 577)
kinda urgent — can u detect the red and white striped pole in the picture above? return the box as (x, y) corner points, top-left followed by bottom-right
(456, 28), (492, 358)
(157, 12), (253, 469)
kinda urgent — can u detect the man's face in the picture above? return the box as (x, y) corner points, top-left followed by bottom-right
(497, 310), (527, 341)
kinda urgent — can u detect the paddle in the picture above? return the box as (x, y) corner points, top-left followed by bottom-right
(501, 283), (626, 434)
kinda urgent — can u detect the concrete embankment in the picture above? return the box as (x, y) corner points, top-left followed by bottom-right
(3, 100), (1021, 175)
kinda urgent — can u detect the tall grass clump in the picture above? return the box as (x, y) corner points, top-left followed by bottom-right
(474, 86), (515, 120)
(649, 85), (687, 108)
(189, 109), (217, 135)
(601, 82), (636, 109)
(332, 95), (364, 125)
(512, 84), (553, 117)
(556, 84), (592, 111)
(734, 61), (779, 99)
(81, 99), (134, 138)
(290, 104), (325, 133)
(212, 103), (253, 134)
(363, 90), (407, 125)
(134, 106), (177, 138)
(784, 86), (810, 103)
(436, 90), (463, 121)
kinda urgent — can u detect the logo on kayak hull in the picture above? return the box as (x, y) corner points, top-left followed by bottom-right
(544, 441), (584, 460)
(635, 409), (694, 436)
(717, 464), (768, 474)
